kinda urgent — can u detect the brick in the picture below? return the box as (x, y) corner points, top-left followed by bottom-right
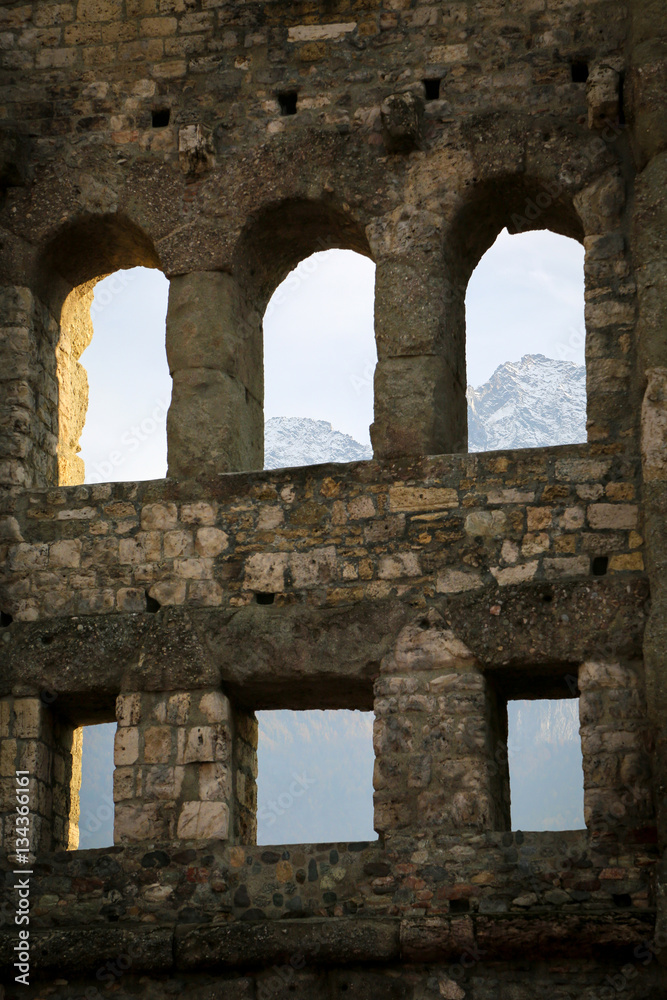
(587, 504), (639, 530)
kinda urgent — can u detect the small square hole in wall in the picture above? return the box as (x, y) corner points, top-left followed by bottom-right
(423, 78), (442, 101)
(152, 108), (171, 128)
(278, 91), (298, 116)
(571, 61), (589, 83)
(508, 697), (584, 831)
(592, 555), (608, 576)
(256, 709), (375, 844)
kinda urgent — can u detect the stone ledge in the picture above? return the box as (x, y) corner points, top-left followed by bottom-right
(0, 913), (656, 979)
(0, 578), (649, 709)
(175, 917), (402, 970)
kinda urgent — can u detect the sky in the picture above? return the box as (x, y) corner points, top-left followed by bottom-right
(78, 229), (585, 480)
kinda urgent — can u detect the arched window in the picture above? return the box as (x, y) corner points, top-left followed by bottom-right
(262, 248), (376, 469)
(465, 229), (586, 452)
(76, 267), (170, 484)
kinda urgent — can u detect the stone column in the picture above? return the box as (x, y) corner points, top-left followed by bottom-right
(0, 286), (60, 492)
(370, 253), (467, 459)
(628, 0), (667, 949)
(166, 272), (263, 478)
(373, 611), (509, 842)
(113, 688), (257, 845)
(579, 661), (653, 840)
(0, 696), (81, 854)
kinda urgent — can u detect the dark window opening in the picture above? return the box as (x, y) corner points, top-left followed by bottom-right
(423, 77), (442, 101)
(278, 91), (298, 116)
(145, 590), (161, 613)
(152, 108), (171, 128)
(592, 555), (608, 576)
(571, 61), (589, 83)
(256, 592), (275, 606)
(0, 611), (12, 627)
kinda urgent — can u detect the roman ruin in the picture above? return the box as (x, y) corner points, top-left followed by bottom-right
(0, 0), (666, 995)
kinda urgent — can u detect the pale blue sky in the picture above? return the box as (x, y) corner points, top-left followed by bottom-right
(79, 230), (585, 482)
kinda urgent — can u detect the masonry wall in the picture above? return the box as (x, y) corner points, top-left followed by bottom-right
(1, 0), (666, 995)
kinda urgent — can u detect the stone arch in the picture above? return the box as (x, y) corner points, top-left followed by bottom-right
(440, 164), (632, 450)
(36, 214), (163, 486)
(234, 197), (373, 314)
(165, 198), (374, 479)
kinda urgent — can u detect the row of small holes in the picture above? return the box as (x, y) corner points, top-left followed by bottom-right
(150, 63), (595, 129)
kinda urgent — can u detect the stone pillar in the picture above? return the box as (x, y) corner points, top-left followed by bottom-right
(0, 286), (60, 493)
(166, 272), (263, 478)
(0, 696), (81, 854)
(629, 0), (667, 950)
(373, 611), (509, 842)
(113, 688), (257, 845)
(579, 661), (653, 840)
(370, 254), (467, 459)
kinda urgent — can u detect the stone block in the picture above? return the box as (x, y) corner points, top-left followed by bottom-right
(378, 553), (421, 579)
(244, 552), (289, 592)
(436, 568), (483, 593)
(179, 725), (229, 764)
(199, 761), (231, 800)
(199, 691), (229, 724)
(465, 510), (507, 537)
(177, 800), (229, 839)
(116, 693), (141, 727)
(12, 699), (44, 739)
(141, 503), (178, 531)
(587, 504), (639, 529)
(114, 726), (139, 766)
(195, 527), (229, 557)
(381, 91), (424, 152)
(143, 726), (172, 763)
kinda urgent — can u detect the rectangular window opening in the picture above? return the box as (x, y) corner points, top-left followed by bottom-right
(423, 77), (442, 101)
(507, 697), (584, 831)
(256, 709), (375, 845)
(77, 720), (117, 849)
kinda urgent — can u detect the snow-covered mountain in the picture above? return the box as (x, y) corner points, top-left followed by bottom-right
(264, 417), (372, 469)
(263, 356), (587, 471)
(467, 354), (586, 452)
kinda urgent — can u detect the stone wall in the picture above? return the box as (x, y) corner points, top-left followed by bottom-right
(1, 0), (666, 994)
(0, 0), (643, 486)
(0, 445), (644, 623)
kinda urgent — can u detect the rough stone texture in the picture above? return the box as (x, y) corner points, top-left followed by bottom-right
(0, 446), (645, 622)
(0, 0), (666, 994)
(166, 272), (263, 477)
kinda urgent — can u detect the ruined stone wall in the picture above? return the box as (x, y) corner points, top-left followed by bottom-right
(0, 446), (645, 623)
(1, 0), (666, 995)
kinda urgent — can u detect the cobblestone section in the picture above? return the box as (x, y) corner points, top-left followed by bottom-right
(1, 834), (657, 930)
(0, 445), (644, 623)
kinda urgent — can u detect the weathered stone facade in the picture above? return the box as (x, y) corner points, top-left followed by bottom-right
(0, 0), (666, 995)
